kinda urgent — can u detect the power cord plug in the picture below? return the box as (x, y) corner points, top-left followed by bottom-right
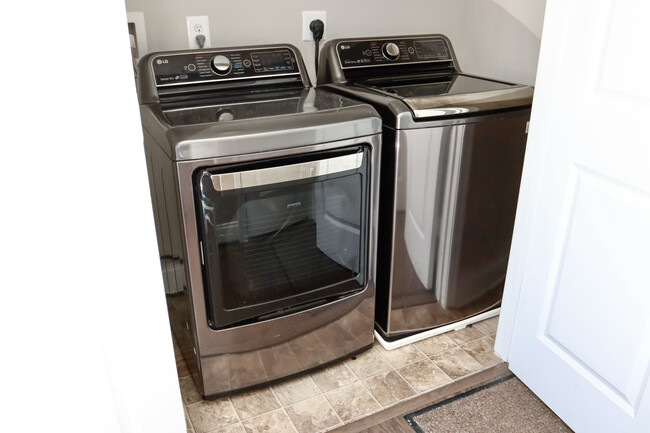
(309, 19), (324, 76)
(196, 34), (206, 49)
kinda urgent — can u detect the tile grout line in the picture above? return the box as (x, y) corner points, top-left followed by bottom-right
(428, 347), (488, 383)
(374, 339), (429, 370)
(413, 333), (461, 359)
(267, 384), (285, 412)
(275, 373), (348, 432)
(312, 363), (357, 429)
(318, 395), (348, 433)
(324, 395), (345, 430)
(309, 395), (345, 433)
(355, 350), (421, 401)
(280, 406), (301, 433)
(391, 360), (428, 398)
(404, 357), (454, 397)
(349, 349), (391, 415)
(359, 322), (495, 420)
(225, 394), (245, 432)
(351, 337), (474, 412)
(268, 380), (318, 433)
(346, 337), (500, 423)
(187, 318), (499, 433)
(271, 374), (319, 407)
(331, 348), (387, 423)
(310, 373), (347, 432)
(374, 340), (456, 399)
(458, 336), (503, 370)
(184, 406), (196, 433)
(428, 348), (467, 378)
(309, 363), (357, 395)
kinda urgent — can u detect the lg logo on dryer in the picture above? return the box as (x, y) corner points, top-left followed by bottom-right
(340, 45), (351, 50)
(156, 58), (169, 65)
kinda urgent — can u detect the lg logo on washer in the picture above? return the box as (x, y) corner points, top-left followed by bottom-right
(156, 58), (169, 65)
(340, 45), (350, 50)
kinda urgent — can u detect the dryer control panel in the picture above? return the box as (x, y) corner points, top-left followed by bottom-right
(151, 46), (301, 87)
(336, 37), (453, 68)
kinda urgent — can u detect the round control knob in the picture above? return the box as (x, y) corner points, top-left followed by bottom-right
(382, 43), (400, 61)
(211, 55), (232, 75)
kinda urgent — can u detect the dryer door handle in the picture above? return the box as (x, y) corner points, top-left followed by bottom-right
(210, 152), (364, 191)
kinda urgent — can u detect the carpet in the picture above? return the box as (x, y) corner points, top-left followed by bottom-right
(405, 375), (573, 433)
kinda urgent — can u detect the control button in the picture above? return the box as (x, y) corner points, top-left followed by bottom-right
(216, 109), (235, 122)
(187, 64), (196, 72)
(407, 47), (415, 55)
(382, 42), (400, 61)
(363, 49), (372, 57)
(243, 59), (251, 67)
(211, 55), (232, 76)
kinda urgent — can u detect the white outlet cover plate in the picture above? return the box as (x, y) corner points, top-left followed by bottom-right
(302, 11), (326, 41)
(186, 16), (211, 49)
(127, 12), (148, 64)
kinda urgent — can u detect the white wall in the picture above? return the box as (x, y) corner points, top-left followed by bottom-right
(464, 0), (547, 86)
(125, 0), (546, 86)
(125, 0), (470, 83)
(1, 1), (185, 432)
(490, 0), (546, 38)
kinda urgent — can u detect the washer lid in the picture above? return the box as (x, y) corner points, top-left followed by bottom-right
(161, 87), (358, 126)
(140, 88), (382, 161)
(355, 74), (533, 118)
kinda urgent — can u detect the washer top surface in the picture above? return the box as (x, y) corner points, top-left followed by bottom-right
(140, 87), (380, 161)
(353, 73), (533, 120)
(318, 34), (534, 127)
(162, 87), (363, 127)
(137, 45), (381, 161)
(356, 74), (516, 99)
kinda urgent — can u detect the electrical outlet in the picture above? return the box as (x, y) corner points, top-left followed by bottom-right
(127, 12), (148, 64)
(186, 16), (211, 49)
(302, 11), (326, 41)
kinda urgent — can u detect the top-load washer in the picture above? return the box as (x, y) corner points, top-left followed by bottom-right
(318, 34), (533, 342)
(137, 44), (381, 396)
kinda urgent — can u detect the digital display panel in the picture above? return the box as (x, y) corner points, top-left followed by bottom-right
(252, 50), (293, 72)
(414, 40), (449, 60)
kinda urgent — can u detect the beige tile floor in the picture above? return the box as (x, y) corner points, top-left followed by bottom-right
(178, 316), (500, 433)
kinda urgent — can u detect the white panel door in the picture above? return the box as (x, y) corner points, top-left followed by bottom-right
(505, 0), (650, 431)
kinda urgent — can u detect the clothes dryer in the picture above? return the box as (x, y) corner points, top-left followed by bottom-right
(137, 44), (381, 396)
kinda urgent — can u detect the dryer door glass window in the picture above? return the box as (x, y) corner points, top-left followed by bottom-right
(195, 146), (370, 329)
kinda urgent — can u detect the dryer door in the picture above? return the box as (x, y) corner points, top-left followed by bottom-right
(194, 145), (371, 329)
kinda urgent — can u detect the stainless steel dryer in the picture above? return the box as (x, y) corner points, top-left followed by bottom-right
(318, 35), (533, 342)
(137, 44), (381, 397)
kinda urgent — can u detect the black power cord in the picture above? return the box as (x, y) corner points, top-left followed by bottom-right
(309, 19), (324, 77)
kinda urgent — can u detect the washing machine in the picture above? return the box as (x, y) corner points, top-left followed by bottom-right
(136, 44), (381, 397)
(318, 34), (533, 343)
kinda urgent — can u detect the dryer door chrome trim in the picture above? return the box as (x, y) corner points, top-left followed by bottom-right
(210, 152), (364, 191)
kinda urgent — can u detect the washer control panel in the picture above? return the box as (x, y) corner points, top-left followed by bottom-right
(337, 37), (452, 68)
(151, 47), (300, 87)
